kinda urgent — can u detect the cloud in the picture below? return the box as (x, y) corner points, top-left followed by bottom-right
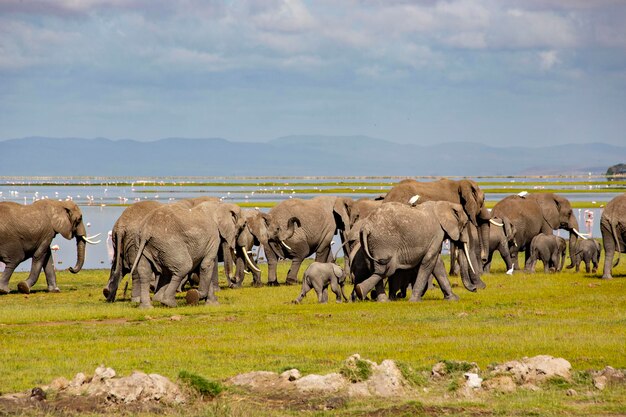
(539, 50), (560, 70)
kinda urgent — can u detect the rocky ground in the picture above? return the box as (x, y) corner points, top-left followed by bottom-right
(1, 354), (624, 416)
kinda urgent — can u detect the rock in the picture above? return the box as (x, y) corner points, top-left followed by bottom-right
(229, 371), (284, 391)
(593, 375), (607, 390)
(280, 369), (301, 381)
(105, 372), (185, 404)
(170, 315), (182, 321)
(464, 373), (483, 389)
(69, 373), (87, 388)
(294, 373), (346, 394)
(566, 389), (577, 396)
(94, 365), (116, 381)
(483, 376), (516, 393)
(347, 382), (371, 397)
(490, 355), (571, 385)
(49, 377), (69, 391)
(431, 362), (447, 378)
(367, 360), (406, 397)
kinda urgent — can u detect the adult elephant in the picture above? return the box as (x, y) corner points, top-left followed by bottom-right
(129, 201), (242, 308)
(265, 196), (351, 285)
(600, 193), (626, 279)
(383, 178), (489, 288)
(354, 201), (478, 302)
(229, 209), (264, 288)
(491, 193), (584, 271)
(0, 200), (99, 294)
(103, 197), (226, 302)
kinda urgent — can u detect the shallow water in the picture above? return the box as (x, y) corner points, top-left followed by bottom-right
(0, 176), (618, 273)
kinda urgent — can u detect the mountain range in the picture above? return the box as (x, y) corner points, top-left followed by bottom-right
(2, 136), (624, 176)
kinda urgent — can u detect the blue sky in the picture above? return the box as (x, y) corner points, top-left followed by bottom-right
(1, 0), (625, 146)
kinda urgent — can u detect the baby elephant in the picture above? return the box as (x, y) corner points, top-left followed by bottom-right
(573, 239), (601, 273)
(293, 262), (348, 304)
(527, 233), (560, 273)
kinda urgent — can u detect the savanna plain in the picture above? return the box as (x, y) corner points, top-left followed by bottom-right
(0, 177), (625, 416)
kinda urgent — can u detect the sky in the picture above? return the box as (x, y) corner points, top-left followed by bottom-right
(1, 0), (625, 146)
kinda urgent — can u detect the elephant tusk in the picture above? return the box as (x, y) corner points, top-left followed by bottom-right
(572, 228), (587, 240)
(489, 219), (504, 227)
(513, 239), (518, 248)
(87, 233), (101, 240)
(241, 246), (261, 273)
(280, 240), (292, 251)
(463, 242), (476, 275)
(82, 235), (101, 245)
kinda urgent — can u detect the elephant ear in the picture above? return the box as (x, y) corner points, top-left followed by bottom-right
(436, 202), (465, 241)
(332, 264), (344, 279)
(334, 197), (352, 232)
(51, 201), (74, 240)
(459, 180), (481, 226)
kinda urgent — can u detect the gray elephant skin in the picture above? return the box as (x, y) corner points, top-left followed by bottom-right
(555, 236), (567, 272)
(129, 201), (242, 308)
(383, 178), (489, 289)
(0, 199), (96, 294)
(264, 196), (351, 285)
(492, 193), (584, 271)
(484, 216), (516, 274)
(573, 239), (601, 273)
(293, 262), (348, 304)
(229, 209), (264, 288)
(354, 201), (478, 302)
(601, 193), (626, 279)
(527, 233), (561, 273)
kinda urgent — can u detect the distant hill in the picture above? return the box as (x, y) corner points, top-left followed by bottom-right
(2, 136), (624, 176)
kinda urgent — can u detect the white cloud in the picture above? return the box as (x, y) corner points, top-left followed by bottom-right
(539, 50), (560, 70)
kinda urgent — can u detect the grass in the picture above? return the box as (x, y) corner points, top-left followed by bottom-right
(0, 256), (625, 415)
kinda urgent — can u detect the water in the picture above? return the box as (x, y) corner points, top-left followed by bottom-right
(0, 176), (620, 273)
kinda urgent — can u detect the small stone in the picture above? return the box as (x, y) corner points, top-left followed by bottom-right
(280, 369), (301, 381)
(295, 373), (346, 393)
(464, 373), (483, 389)
(593, 375), (607, 390)
(49, 377), (69, 391)
(483, 376), (516, 393)
(94, 365), (116, 381)
(566, 389), (577, 396)
(69, 372), (87, 387)
(431, 362), (447, 378)
(170, 315), (182, 321)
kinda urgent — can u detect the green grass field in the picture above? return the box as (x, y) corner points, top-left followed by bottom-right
(1, 255), (625, 416)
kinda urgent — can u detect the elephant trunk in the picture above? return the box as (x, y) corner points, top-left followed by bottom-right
(69, 236), (86, 274)
(479, 221), (490, 263)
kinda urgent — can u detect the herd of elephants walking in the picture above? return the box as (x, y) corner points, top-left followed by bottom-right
(1, 179), (625, 307)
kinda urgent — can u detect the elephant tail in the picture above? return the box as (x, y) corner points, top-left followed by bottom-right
(611, 220), (621, 267)
(129, 237), (148, 277)
(360, 224), (390, 265)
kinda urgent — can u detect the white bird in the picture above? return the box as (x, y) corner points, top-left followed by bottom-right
(518, 191), (528, 198)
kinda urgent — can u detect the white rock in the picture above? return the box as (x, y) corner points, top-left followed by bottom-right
(94, 365), (116, 381)
(69, 372), (87, 388)
(367, 360), (406, 397)
(464, 372), (483, 389)
(280, 369), (301, 381)
(295, 373), (346, 393)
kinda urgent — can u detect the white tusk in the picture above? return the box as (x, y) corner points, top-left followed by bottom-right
(241, 246), (261, 273)
(513, 239), (518, 248)
(572, 228), (587, 240)
(86, 233), (101, 240)
(408, 194), (420, 206)
(280, 240), (292, 251)
(463, 242), (476, 275)
(489, 219), (504, 227)
(82, 236), (101, 245)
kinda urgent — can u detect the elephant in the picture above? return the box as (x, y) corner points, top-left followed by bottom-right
(0, 199), (99, 294)
(483, 216), (516, 274)
(229, 209), (264, 288)
(103, 200), (162, 302)
(354, 201), (478, 302)
(264, 196), (351, 285)
(572, 239), (601, 273)
(492, 193), (585, 271)
(129, 201), (243, 308)
(292, 262), (348, 304)
(103, 197), (228, 302)
(601, 193), (626, 279)
(527, 233), (560, 273)
(383, 178), (489, 289)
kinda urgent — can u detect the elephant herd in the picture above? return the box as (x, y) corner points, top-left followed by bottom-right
(1, 182), (626, 307)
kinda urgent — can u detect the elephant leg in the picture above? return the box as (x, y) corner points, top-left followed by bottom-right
(600, 222), (614, 279)
(409, 256), (438, 302)
(509, 244), (521, 270)
(431, 256), (458, 301)
(130, 270), (141, 303)
(293, 278), (312, 303)
(355, 273), (385, 301)
(315, 244), (332, 264)
(483, 250), (493, 274)
(330, 280), (342, 303)
(18, 252), (48, 294)
(0, 264), (16, 294)
(211, 256), (220, 293)
(156, 277), (180, 308)
(42, 251), (60, 292)
(231, 257), (245, 288)
(585, 259), (591, 273)
(319, 286), (329, 304)
(448, 242), (458, 276)
(136, 258), (154, 309)
(285, 258), (304, 285)
(266, 249), (280, 286)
